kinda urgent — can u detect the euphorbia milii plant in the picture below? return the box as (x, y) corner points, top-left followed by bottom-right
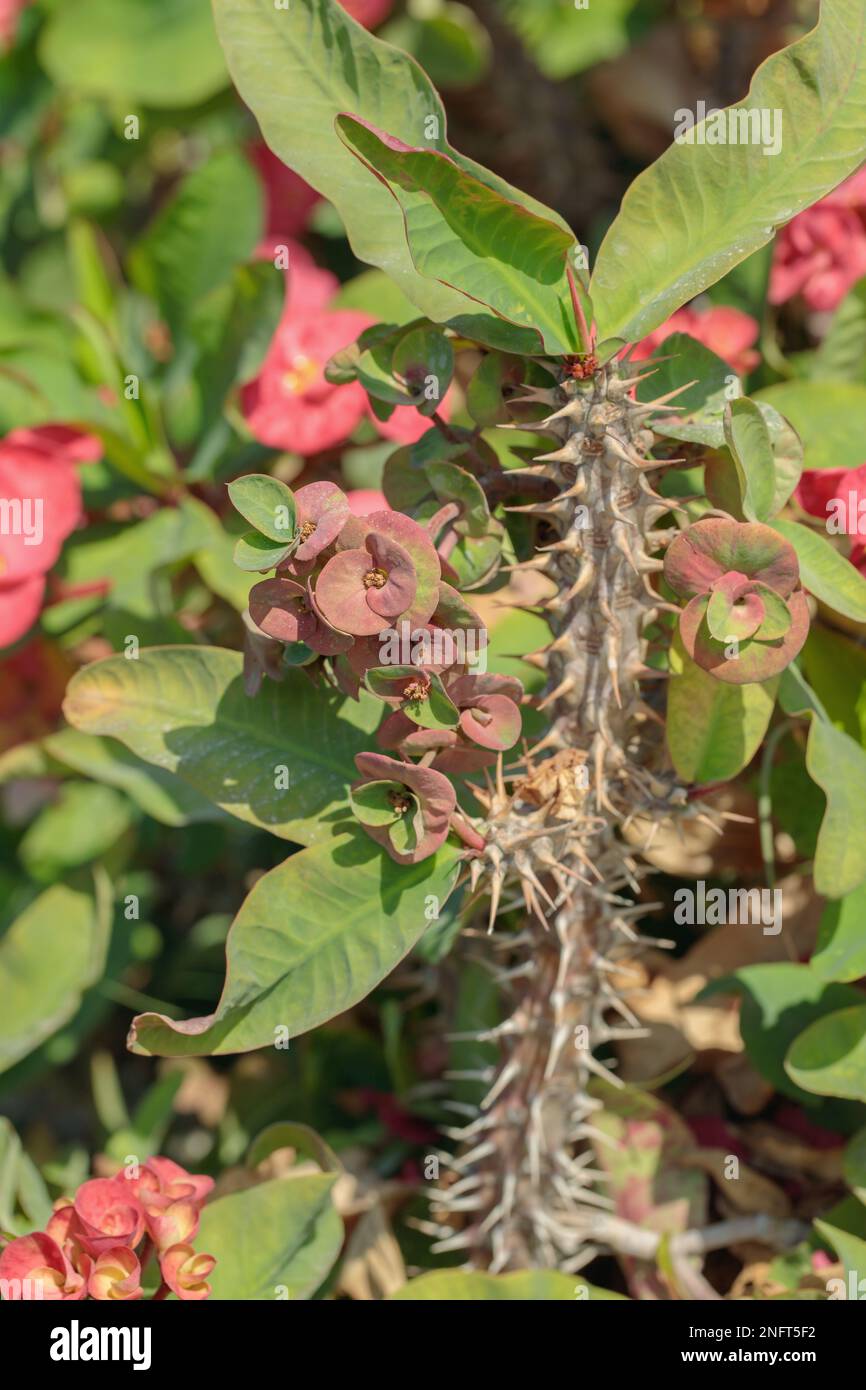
(51, 0), (866, 1300)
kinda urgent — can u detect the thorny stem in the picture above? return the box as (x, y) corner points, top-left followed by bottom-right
(580, 1213), (811, 1261)
(430, 360), (699, 1272)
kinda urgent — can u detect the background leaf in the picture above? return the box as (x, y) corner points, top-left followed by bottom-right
(590, 0), (866, 341)
(198, 1175), (342, 1300)
(786, 1004), (866, 1100)
(702, 963), (863, 1103)
(39, 0), (228, 109)
(62, 647), (380, 845)
(811, 883), (866, 983)
(336, 117), (579, 354)
(667, 643), (777, 783)
(128, 834), (461, 1056)
(805, 716), (866, 896)
(0, 878), (111, 1076)
(130, 150), (263, 334)
(773, 519), (866, 623)
(755, 382), (866, 472)
(211, 0), (574, 340)
(42, 729), (223, 828)
(390, 1269), (625, 1299)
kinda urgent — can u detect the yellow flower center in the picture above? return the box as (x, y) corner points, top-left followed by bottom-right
(282, 354), (319, 395)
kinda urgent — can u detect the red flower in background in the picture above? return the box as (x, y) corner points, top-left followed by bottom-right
(248, 142), (321, 246)
(0, 1157), (216, 1302)
(241, 296), (451, 455)
(0, 426), (100, 649)
(0, 0), (29, 49)
(633, 304), (760, 375)
(339, 0), (394, 27)
(796, 460), (866, 576)
(0, 638), (73, 752)
(770, 166), (866, 312)
(241, 308), (373, 454)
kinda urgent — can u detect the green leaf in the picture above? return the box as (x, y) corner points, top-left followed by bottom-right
(364, 667), (460, 730)
(211, 0), (573, 343)
(382, 6), (491, 91)
(806, 717), (866, 896)
(233, 531), (294, 572)
(773, 518), (866, 623)
(809, 278), (866, 384)
(198, 1176), (342, 1300)
(814, 1214), (866, 1284)
(170, 261), (284, 451)
(42, 728), (222, 828)
(636, 333), (734, 445)
(0, 1119), (53, 1235)
(336, 116), (580, 354)
(0, 878), (111, 1075)
(18, 783), (133, 883)
(128, 833), (460, 1056)
(812, 882), (866, 983)
(754, 382), (866, 472)
(227, 474), (298, 543)
(39, 0), (229, 109)
(392, 323), (454, 411)
(466, 351), (524, 429)
(843, 1128), (866, 1203)
(724, 398), (777, 522)
(496, 0), (640, 79)
(61, 647), (381, 846)
(247, 1123), (341, 1174)
(0, 346), (118, 436)
(590, 0), (866, 341)
(390, 1270), (624, 1300)
(57, 498), (217, 617)
(786, 1004), (866, 1100)
(666, 642), (777, 783)
(130, 150), (262, 332)
(702, 963), (863, 1102)
(803, 625), (866, 741)
(331, 269), (419, 325)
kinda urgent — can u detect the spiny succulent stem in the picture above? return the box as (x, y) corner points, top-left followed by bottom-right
(435, 360), (688, 1270)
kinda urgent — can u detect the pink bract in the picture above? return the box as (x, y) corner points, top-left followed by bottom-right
(160, 1243), (216, 1301)
(0, 1231), (85, 1300)
(294, 480), (350, 559)
(664, 519), (799, 600)
(88, 1247), (142, 1302)
(315, 532), (418, 635)
(770, 166), (866, 312)
(796, 461), (866, 537)
(346, 488), (391, 517)
(241, 308), (372, 454)
(73, 1178), (146, 1255)
(0, 425), (100, 648)
(250, 576), (319, 644)
(0, 0), (29, 49)
(351, 751), (455, 864)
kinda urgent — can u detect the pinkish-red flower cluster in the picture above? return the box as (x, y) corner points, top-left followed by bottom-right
(0, 1157), (215, 1301)
(0, 426), (101, 650)
(240, 284), (451, 454)
(633, 304), (760, 376)
(770, 166), (866, 313)
(236, 476), (521, 863)
(796, 459), (866, 577)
